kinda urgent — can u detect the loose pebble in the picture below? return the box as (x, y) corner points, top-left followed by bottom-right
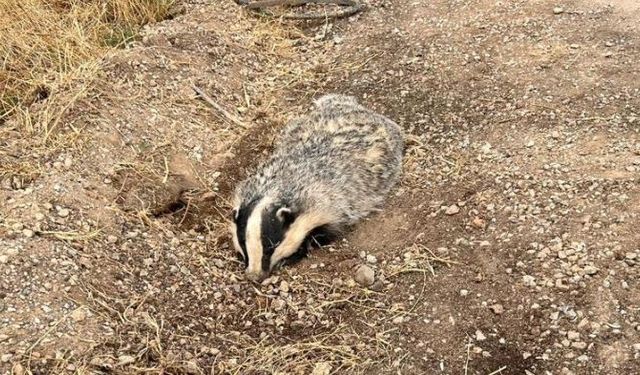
(354, 265), (375, 287)
(445, 205), (460, 215)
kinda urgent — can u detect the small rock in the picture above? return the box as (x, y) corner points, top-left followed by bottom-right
(272, 298), (286, 311)
(572, 341), (587, 349)
(553, 7), (564, 14)
(392, 316), (404, 324)
(567, 331), (580, 340)
(584, 265), (598, 275)
(184, 361), (199, 374)
(0, 255), (8, 264)
(13, 363), (25, 375)
(71, 309), (87, 322)
(57, 208), (70, 218)
(526, 140), (535, 148)
(475, 330), (486, 341)
(460, 289), (469, 296)
(366, 254), (378, 264)
(551, 130), (561, 139)
(522, 275), (536, 287)
(0, 334), (9, 342)
(370, 280), (384, 291)
(354, 265), (375, 287)
(23, 229), (34, 238)
(577, 318), (590, 330)
(576, 355), (589, 362)
(472, 217), (486, 229)
(279, 281), (290, 293)
(445, 205), (460, 215)
(311, 362), (332, 375)
(1, 354), (13, 363)
(107, 235), (118, 244)
(490, 304), (504, 315)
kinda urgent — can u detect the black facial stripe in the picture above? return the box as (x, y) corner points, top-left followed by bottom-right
(260, 206), (290, 272)
(236, 197), (260, 267)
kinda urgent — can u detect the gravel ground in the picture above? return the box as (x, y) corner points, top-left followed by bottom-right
(1, 0), (639, 374)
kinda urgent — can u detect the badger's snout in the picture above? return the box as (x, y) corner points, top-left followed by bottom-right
(245, 269), (268, 283)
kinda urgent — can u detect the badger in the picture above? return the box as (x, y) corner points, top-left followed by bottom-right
(230, 94), (404, 282)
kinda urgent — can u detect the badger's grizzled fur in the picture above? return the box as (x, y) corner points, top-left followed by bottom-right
(230, 94), (404, 282)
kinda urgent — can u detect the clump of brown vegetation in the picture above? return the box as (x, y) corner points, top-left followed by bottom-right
(0, 0), (176, 124)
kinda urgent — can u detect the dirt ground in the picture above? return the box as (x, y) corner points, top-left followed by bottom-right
(1, 0), (639, 374)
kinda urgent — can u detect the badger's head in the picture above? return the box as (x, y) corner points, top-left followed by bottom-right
(230, 195), (337, 283)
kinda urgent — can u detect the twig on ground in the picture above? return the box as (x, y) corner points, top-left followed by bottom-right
(38, 229), (102, 241)
(236, 0), (364, 20)
(162, 156), (169, 184)
(192, 85), (249, 129)
(464, 336), (471, 375)
(487, 366), (508, 375)
(178, 197), (192, 226)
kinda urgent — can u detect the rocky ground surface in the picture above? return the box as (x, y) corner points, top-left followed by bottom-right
(1, 0), (639, 374)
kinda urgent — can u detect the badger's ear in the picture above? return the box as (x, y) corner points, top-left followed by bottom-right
(230, 208), (238, 222)
(276, 207), (296, 225)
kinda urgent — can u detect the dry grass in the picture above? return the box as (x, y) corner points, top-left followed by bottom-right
(0, 0), (176, 126)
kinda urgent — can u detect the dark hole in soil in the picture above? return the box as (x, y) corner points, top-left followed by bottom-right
(34, 85), (50, 102)
(153, 199), (187, 217)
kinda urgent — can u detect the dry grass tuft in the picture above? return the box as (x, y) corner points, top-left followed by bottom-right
(0, 0), (176, 127)
(222, 326), (372, 374)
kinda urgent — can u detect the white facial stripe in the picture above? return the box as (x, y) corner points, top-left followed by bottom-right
(271, 210), (335, 268)
(229, 222), (242, 256)
(245, 197), (271, 275)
